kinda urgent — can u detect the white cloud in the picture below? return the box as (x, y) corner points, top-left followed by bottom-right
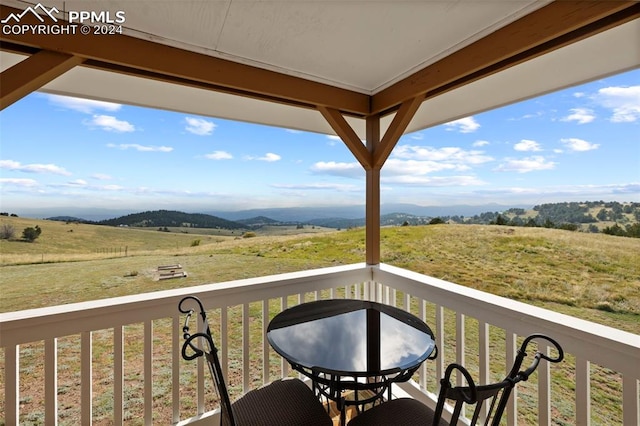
(444, 117), (480, 133)
(258, 153), (281, 162)
(514, 139), (542, 152)
(311, 161), (362, 178)
(0, 159), (71, 176)
(392, 145), (493, 165)
(67, 179), (88, 186)
(561, 108), (595, 124)
(271, 183), (359, 192)
(560, 138), (599, 152)
(87, 115), (135, 132)
(91, 173), (112, 180)
(595, 85), (640, 123)
(0, 178), (39, 187)
(325, 135), (342, 146)
(383, 175), (485, 186)
(205, 151), (233, 160)
(509, 111), (544, 121)
(473, 140), (489, 147)
(100, 185), (124, 191)
(384, 159), (458, 175)
(494, 156), (556, 173)
(46, 94), (121, 114)
(185, 117), (216, 135)
(106, 143), (172, 152)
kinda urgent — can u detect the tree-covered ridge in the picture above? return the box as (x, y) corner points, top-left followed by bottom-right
(459, 201), (640, 238)
(97, 210), (246, 230)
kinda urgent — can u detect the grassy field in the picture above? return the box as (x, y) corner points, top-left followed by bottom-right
(1, 216), (638, 424)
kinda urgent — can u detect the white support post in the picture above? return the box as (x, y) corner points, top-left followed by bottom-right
(171, 318), (180, 424)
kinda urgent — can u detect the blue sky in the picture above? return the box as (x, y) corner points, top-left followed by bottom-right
(1, 69), (639, 217)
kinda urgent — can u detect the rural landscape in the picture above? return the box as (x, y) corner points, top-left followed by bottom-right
(1, 201), (638, 425)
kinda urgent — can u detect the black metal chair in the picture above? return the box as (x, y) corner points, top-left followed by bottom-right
(347, 333), (564, 426)
(179, 296), (334, 426)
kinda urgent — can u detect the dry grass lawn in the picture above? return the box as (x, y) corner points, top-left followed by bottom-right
(1, 216), (638, 425)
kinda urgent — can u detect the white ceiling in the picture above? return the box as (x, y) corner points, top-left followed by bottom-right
(1, 1), (639, 138)
(19, 0), (547, 94)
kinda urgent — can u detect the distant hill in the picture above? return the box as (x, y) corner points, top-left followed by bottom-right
(206, 203), (517, 223)
(235, 216), (283, 227)
(97, 210), (246, 230)
(46, 216), (92, 223)
(24, 201), (640, 238)
(308, 213), (431, 229)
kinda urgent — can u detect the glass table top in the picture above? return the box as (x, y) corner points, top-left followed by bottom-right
(267, 299), (436, 375)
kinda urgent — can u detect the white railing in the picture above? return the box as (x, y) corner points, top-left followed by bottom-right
(1, 263), (638, 425)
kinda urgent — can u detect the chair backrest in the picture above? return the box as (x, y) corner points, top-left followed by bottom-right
(432, 333), (564, 426)
(179, 295), (236, 426)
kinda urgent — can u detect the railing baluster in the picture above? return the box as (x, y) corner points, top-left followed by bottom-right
(622, 374), (639, 426)
(262, 300), (270, 385)
(506, 332), (517, 426)
(243, 303), (250, 392)
(282, 296), (289, 376)
(455, 313), (465, 387)
(45, 338), (58, 425)
(435, 305), (444, 382)
(5, 345), (19, 425)
(575, 357), (590, 426)
(478, 321), (489, 421)
(171, 317), (180, 424)
(538, 341), (551, 425)
(114, 326), (124, 425)
(419, 299), (427, 391)
(81, 331), (93, 425)
(144, 320), (153, 425)
(220, 307), (228, 402)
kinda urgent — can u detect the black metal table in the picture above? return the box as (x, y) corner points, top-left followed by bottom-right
(267, 299), (437, 425)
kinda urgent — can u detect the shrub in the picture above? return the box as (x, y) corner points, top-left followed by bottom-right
(22, 225), (42, 242)
(243, 232), (257, 238)
(1, 223), (16, 239)
(191, 239), (201, 247)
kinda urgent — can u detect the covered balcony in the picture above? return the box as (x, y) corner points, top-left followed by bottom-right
(1, 1), (639, 425)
